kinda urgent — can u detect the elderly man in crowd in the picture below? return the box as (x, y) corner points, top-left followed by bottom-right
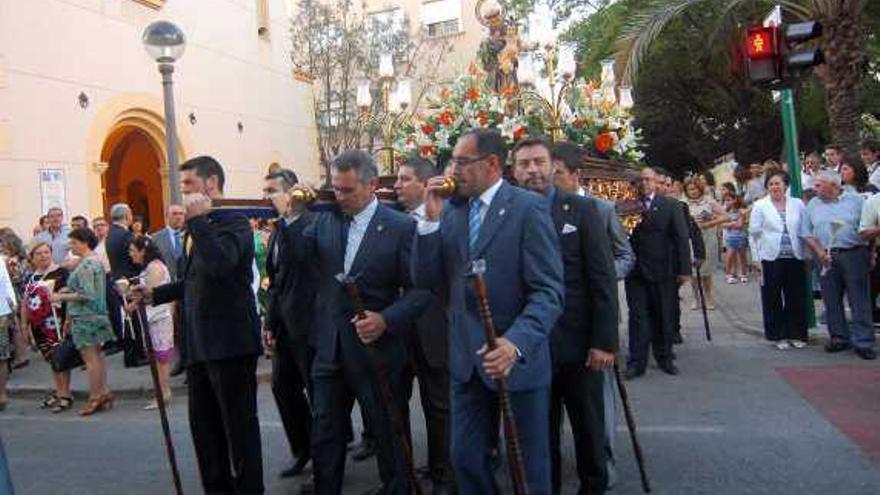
(801, 170), (876, 360)
(33, 207), (70, 264)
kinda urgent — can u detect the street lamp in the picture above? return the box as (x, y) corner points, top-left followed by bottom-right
(143, 20), (186, 205)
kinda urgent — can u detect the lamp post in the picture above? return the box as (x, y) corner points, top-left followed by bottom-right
(143, 21), (186, 205)
(356, 51), (413, 174)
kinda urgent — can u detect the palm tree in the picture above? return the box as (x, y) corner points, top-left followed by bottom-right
(618, 0), (869, 158)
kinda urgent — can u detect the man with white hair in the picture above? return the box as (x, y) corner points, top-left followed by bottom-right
(800, 170), (876, 360)
(105, 203), (138, 348)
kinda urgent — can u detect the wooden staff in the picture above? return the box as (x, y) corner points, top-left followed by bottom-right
(335, 274), (423, 495)
(694, 264), (712, 341)
(613, 361), (651, 493)
(467, 260), (529, 495)
(118, 279), (183, 495)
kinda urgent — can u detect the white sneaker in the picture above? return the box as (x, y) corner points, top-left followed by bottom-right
(775, 341), (791, 350)
(790, 340), (807, 349)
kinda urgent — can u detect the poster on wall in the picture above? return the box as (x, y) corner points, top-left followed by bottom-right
(39, 169), (67, 214)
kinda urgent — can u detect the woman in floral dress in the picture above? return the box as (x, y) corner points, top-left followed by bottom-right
(51, 228), (115, 416)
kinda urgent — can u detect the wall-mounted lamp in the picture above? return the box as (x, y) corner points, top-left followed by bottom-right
(78, 92), (89, 109)
(188, 112), (197, 125)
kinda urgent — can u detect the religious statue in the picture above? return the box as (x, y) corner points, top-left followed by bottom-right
(476, 0), (521, 92)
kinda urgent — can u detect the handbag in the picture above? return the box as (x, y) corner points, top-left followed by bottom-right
(49, 333), (84, 372)
(122, 307), (149, 368)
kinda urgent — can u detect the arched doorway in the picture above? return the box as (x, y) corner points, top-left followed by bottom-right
(101, 128), (165, 232)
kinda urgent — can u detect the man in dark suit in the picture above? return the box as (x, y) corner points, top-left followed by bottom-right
(105, 203), (138, 347)
(625, 167), (692, 379)
(288, 150), (432, 495)
(393, 156), (455, 494)
(261, 168), (317, 479)
(513, 137), (619, 495)
(413, 128), (564, 494)
(134, 156), (264, 494)
(653, 168), (705, 345)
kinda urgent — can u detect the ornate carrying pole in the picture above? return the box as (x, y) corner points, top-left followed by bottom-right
(336, 274), (423, 495)
(467, 259), (529, 495)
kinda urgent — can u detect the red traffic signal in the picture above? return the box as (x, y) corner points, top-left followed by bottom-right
(746, 27), (778, 60)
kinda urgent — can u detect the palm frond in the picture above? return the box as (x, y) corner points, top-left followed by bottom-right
(618, 0), (714, 84)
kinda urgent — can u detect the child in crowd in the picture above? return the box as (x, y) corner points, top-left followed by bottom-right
(722, 193), (749, 284)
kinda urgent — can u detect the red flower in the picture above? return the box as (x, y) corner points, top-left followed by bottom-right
(477, 111), (489, 126)
(465, 87), (480, 101)
(421, 123), (435, 135)
(595, 132), (617, 154)
(438, 110), (454, 127)
(513, 124), (527, 141)
(419, 144), (437, 157)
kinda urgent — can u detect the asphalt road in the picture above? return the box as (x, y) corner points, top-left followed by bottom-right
(2, 280), (879, 494)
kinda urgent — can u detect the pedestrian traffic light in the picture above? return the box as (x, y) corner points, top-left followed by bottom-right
(744, 21), (823, 87)
(745, 26), (780, 84)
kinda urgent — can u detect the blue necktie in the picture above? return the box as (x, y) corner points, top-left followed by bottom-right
(469, 199), (483, 254)
(173, 230), (184, 260)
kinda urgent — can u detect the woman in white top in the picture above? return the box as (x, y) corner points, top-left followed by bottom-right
(127, 236), (174, 409)
(748, 170), (808, 349)
(0, 254), (17, 410)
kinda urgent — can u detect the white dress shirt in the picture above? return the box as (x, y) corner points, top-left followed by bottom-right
(344, 197), (379, 274)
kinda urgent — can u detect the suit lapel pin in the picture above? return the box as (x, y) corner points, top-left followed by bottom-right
(376, 224), (384, 233)
(562, 203), (570, 211)
(499, 208), (506, 217)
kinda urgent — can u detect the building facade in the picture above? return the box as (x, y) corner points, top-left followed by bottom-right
(0, 0), (320, 236)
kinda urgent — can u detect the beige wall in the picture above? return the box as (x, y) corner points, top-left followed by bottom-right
(0, 0), (320, 237)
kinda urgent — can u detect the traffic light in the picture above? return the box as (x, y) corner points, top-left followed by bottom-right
(744, 21), (823, 87)
(745, 26), (780, 83)
(783, 21), (823, 72)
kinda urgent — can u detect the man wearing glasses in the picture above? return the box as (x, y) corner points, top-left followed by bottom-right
(413, 128), (564, 494)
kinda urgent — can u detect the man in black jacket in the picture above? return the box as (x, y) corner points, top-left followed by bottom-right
(625, 167), (692, 379)
(134, 156), (263, 494)
(105, 203), (137, 346)
(262, 168), (317, 479)
(513, 137), (619, 494)
(654, 168), (706, 345)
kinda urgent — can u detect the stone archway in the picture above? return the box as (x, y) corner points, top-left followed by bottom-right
(102, 128), (164, 231)
(83, 94), (192, 224)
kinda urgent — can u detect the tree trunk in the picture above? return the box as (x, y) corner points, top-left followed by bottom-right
(815, 9), (868, 159)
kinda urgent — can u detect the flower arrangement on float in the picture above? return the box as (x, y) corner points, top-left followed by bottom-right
(394, 65), (644, 165)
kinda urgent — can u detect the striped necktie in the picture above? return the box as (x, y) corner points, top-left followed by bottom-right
(469, 198), (483, 254)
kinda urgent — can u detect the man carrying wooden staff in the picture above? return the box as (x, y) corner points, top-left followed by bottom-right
(412, 128), (564, 494)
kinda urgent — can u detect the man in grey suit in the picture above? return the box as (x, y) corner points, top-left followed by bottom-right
(151, 204), (186, 281)
(413, 128), (564, 494)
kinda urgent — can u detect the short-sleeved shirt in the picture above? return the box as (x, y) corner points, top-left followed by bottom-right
(859, 193), (880, 233)
(800, 192), (866, 249)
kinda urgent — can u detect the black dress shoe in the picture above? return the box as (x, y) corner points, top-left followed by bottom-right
(672, 333), (684, 345)
(623, 367), (645, 380)
(824, 341), (851, 353)
(658, 361), (679, 376)
(351, 439), (376, 462)
(280, 455), (311, 478)
(855, 348), (877, 360)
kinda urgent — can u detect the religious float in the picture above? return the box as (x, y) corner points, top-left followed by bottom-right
(389, 0), (647, 229)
